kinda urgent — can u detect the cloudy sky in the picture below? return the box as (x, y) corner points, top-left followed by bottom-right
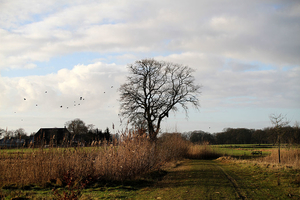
(0, 0), (299, 135)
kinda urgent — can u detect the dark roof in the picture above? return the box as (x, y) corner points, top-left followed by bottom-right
(36, 127), (69, 132)
(35, 127), (71, 144)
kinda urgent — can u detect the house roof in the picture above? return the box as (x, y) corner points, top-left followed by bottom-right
(35, 127), (70, 137)
(36, 127), (69, 132)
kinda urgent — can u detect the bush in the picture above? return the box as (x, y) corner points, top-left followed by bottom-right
(157, 133), (190, 161)
(186, 143), (222, 159)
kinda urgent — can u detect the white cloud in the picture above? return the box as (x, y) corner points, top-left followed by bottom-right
(0, 62), (126, 111)
(0, 0), (299, 133)
(1, 0), (300, 70)
(156, 52), (300, 110)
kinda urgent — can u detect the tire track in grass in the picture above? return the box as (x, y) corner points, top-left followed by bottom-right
(214, 164), (247, 200)
(139, 160), (243, 199)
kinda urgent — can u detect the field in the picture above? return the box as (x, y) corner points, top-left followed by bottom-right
(0, 140), (300, 199)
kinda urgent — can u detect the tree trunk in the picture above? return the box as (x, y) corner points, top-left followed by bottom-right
(148, 121), (156, 142)
(278, 135), (281, 163)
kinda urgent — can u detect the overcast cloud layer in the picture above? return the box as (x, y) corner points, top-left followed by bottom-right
(0, 0), (299, 134)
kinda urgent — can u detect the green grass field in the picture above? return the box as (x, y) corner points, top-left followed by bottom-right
(211, 144), (273, 158)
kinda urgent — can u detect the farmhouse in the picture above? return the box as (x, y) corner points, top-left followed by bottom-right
(34, 127), (71, 147)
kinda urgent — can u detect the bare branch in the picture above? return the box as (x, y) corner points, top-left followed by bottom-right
(119, 58), (201, 141)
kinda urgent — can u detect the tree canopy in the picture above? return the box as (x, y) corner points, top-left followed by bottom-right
(119, 58), (201, 141)
(64, 118), (88, 137)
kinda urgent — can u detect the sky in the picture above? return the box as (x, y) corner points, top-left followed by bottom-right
(0, 0), (299, 135)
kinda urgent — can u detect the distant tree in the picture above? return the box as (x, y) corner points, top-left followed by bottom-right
(235, 128), (253, 144)
(294, 121), (300, 144)
(87, 124), (95, 132)
(104, 127), (111, 142)
(119, 58), (201, 141)
(215, 128), (254, 144)
(132, 117), (148, 136)
(3, 130), (14, 139)
(97, 129), (104, 141)
(252, 129), (267, 145)
(14, 128), (27, 139)
(65, 118), (88, 140)
(269, 113), (289, 163)
(282, 126), (295, 144)
(190, 130), (215, 144)
(0, 128), (5, 139)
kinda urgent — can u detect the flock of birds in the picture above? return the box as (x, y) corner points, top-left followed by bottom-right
(6, 82), (124, 133)
(22, 91), (86, 110)
(19, 85), (115, 112)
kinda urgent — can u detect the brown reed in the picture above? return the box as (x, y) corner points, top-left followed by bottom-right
(186, 142), (222, 159)
(256, 148), (300, 168)
(0, 130), (192, 188)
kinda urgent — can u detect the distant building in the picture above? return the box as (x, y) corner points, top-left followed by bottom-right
(34, 127), (71, 147)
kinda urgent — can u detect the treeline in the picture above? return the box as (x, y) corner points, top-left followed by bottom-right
(0, 128), (29, 140)
(0, 127), (113, 143)
(81, 127), (113, 143)
(187, 126), (300, 145)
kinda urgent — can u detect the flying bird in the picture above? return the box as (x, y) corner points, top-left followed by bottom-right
(24, 98), (26, 100)
(60, 106), (62, 108)
(80, 97), (82, 100)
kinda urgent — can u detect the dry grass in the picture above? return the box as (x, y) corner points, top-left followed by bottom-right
(0, 148), (95, 187)
(222, 148), (300, 170)
(0, 131), (191, 188)
(94, 132), (163, 182)
(157, 133), (190, 161)
(187, 143), (222, 159)
(256, 148), (300, 168)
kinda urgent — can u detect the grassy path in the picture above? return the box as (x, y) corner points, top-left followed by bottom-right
(134, 159), (242, 200)
(84, 159), (300, 199)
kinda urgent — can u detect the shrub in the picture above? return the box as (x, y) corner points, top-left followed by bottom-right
(157, 133), (190, 161)
(186, 143), (222, 159)
(257, 148), (300, 168)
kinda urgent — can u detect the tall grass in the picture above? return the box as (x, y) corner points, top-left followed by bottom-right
(0, 131), (192, 188)
(186, 142), (222, 159)
(157, 133), (190, 161)
(0, 131), (229, 188)
(94, 132), (162, 182)
(0, 148), (95, 187)
(257, 148), (300, 168)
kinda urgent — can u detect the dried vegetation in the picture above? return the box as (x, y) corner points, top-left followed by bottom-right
(0, 131), (202, 188)
(257, 148), (300, 169)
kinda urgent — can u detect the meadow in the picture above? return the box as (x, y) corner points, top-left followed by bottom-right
(0, 134), (300, 199)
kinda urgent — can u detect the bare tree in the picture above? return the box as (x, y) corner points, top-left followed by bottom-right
(119, 58), (201, 141)
(269, 113), (289, 163)
(0, 128), (5, 139)
(14, 128), (26, 138)
(65, 118), (88, 139)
